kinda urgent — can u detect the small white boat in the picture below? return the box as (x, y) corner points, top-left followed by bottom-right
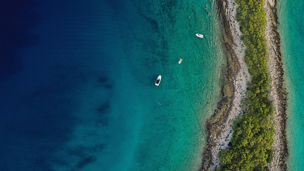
(195, 33), (204, 38)
(155, 75), (162, 86)
(178, 58), (183, 64)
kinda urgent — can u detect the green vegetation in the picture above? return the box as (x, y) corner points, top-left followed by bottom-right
(218, 0), (274, 170)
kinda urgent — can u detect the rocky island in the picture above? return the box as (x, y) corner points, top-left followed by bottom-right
(202, 0), (288, 170)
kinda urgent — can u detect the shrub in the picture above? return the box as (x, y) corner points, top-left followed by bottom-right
(219, 0), (274, 170)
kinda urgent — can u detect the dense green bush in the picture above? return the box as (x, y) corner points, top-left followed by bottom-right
(218, 0), (274, 170)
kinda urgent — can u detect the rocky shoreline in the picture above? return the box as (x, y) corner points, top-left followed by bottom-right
(201, 0), (250, 170)
(201, 0), (288, 170)
(265, 0), (288, 170)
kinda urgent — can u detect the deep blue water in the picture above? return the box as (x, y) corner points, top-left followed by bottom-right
(0, 0), (224, 170)
(1, 1), (117, 170)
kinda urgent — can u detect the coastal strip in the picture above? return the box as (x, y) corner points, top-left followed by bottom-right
(201, 0), (250, 170)
(202, 0), (288, 170)
(264, 0), (288, 170)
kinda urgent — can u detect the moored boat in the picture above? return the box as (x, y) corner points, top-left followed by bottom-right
(178, 58), (183, 64)
(155, 75), (162, 86)
(195, 33), (204, 38)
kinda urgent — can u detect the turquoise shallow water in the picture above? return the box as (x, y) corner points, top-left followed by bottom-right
(278, 1), (304, 170)
(0, 0), (224, 170)
(80, 0), (225, 170)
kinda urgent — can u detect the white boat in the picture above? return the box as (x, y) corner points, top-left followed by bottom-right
(178, 58), (183, 64)
(195, 33), (204, 38)
(155, 75), (162, 86)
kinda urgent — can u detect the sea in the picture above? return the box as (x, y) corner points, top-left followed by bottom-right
(279, 1), (304, 170)
(0, 0), (225, 170)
